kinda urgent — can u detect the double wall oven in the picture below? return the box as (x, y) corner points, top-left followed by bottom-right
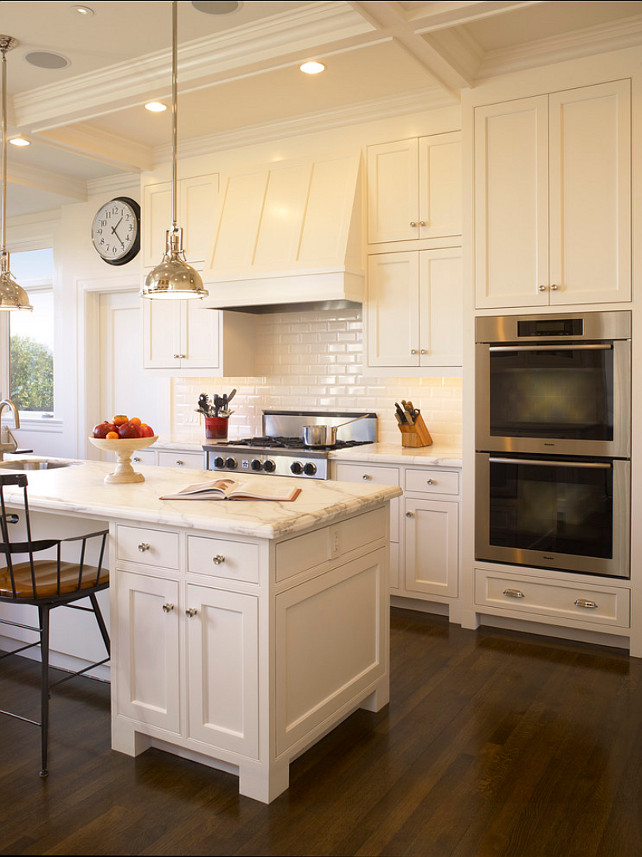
(475, 311), (631, 579)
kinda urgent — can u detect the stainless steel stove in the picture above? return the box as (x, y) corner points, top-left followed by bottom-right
(203, 410), (377, 479)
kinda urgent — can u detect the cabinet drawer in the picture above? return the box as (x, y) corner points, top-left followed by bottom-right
(116, 525), (179, 570)
(474, 568), (630, 628)
(187, 535), (259, 583)
(405, 468), (459, 495)
(157, 451), (204, 470)
(131, 449), (156, 466)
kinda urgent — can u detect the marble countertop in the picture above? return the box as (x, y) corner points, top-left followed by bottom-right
(328, 442), (462, 468)
(2, 459), (401, 541)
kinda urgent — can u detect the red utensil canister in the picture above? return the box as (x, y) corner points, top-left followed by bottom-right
(205, 417), (228, 440)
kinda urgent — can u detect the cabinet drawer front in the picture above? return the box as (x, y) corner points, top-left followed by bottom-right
(131, 449), (156, 466)
(157, 451), (205, 470)
(475, 569), (630, 628)
(187, 536), (259, 583)
(405, 469), (459, 495)
(116, 525), (180, 570)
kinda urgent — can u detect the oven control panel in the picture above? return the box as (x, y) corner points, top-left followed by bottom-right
(205, 450), (327, 479)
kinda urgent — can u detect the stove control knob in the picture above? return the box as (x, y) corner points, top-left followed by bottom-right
(251, 459), (263, 471)
(263, 459), (276, 473)
(290, 461), (303, 475)
(303, 462), (317, 476)
(225, 457), (238, 470)
(214, 456), (225, 469)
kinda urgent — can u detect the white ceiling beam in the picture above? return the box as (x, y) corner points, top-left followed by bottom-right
(405, 1), (545, 33)
(6, 162), (86, 202)
(33, 125), (154, 173)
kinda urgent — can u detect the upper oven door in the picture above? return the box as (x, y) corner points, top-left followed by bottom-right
(475, 338), (631, 457)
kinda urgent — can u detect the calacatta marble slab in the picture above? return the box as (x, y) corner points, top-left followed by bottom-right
(328, 442), (462, 468)
(1, 459), (402, 540)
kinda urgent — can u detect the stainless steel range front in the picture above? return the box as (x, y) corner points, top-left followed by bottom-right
(203, 410), (377, 480)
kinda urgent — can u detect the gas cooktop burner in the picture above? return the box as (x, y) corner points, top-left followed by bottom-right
(220, 436), (372, 452)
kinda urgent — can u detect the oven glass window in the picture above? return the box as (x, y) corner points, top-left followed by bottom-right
(489, 459), (613, 559)
(489, 347), (613, 440)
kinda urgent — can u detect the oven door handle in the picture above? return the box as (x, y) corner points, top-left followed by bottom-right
(488, 344), (612, 352)
(488, 457), (612, 469)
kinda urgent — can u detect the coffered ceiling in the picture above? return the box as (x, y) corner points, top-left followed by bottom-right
(3, 0), (642, 216)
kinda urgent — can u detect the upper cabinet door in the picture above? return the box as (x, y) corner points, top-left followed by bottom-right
(367, 138), (419, 243)
(417, 131), (462, 240)
(366, 251), (420, 367)
(548, 80), (631, 305)
(474, 96), (549, 309)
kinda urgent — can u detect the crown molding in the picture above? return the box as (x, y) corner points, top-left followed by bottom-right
(87, 173), (141, 199)
(7, 161), (86, 202)
(477, 13), (642, 79)
(152, 86), (457, 162)
(14, 1), (375, 131)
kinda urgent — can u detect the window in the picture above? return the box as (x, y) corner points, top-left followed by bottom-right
(7, 249), (55, 418)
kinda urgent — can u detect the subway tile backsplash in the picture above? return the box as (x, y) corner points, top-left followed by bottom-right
(173, 307), (462, 446)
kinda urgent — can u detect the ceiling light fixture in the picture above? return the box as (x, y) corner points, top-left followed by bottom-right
(300, 61), (326, 75)
(9, 136), (30, 147)
(141, 2), (207, 301)
(0, 36), (32, 311)
(145, 101), (167, 113)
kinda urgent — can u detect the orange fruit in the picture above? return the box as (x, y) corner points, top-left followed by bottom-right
(113, 414), (128, 426)
(106, 431), (119, 439)
(129, 417), (141, 426)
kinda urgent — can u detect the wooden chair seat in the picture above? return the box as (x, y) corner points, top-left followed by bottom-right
(0, 560), (109, 599)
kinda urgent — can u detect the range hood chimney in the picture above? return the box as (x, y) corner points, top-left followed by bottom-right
(201, 152), (364, 314)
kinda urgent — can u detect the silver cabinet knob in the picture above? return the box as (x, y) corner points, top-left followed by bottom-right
(503, 588), (525, 599)
(426, 479), (434, 485)
(212, 554), (226, 565)
(162, 603), (174, 613)
(176, 460), (184, 466)
(538, 284), (548, 292)
(419, 220), (426, 226)
(406, 511), (414, 518)
(137, 542), (150, 552)
(410, 349), (418, 355)
(574, 598), (598, 609)
(410, 221), (417, 227)
(362, 474), (371, 481)
(185, 607), (198, 617)
(550, 283), (559, 291)
(133, 456), (142, 462)
(420, 349), (427, 354)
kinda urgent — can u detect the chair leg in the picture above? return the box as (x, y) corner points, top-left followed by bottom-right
(89, 593), (110, 657)
(39, 605), (50, 778)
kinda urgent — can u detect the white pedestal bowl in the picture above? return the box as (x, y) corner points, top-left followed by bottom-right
(88, 435), (158, 483)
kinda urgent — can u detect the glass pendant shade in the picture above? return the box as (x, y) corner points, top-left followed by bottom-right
(141, 4), (207, 301)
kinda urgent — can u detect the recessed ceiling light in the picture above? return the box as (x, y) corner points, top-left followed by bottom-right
(300, 61), (326, 75)
(145, 101), (168, 113)
(70, 5), (94, 16)
(9, 136), (30, 147)
(24, 51), (70, 70)
(192, 1), (242, 14)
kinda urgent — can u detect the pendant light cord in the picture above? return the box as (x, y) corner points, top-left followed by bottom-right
(171, 0), (178, 232)
(1, 41), (8, 257)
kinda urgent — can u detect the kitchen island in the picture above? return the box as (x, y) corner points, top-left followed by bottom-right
(0, 459), (400, 803)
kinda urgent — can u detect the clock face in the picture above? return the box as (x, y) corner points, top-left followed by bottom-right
(91, 197), (141, 266)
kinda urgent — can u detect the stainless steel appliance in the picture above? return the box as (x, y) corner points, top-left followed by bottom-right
(475, 310), (631, 579)
(476, 311), (631, 457)
(203, 410), (377, 480)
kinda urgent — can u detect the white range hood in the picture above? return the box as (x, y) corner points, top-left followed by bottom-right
(201, 152), (364, 313)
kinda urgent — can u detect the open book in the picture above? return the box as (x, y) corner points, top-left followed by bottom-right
(160, 477), (301, 502)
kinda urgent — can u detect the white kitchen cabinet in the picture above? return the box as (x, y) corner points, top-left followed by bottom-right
(142, 174), (219, 268)
(474, 79), (631, 309)
(366, 247), (462, 372)
(367, 132), (461, 245)
(142, 298), (255, 376)
(156, 450), (205, 470)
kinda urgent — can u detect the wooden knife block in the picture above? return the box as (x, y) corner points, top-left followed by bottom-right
(398, 413), (433, 447)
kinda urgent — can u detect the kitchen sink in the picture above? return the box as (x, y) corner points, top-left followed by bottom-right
(0, 458), (72, 471)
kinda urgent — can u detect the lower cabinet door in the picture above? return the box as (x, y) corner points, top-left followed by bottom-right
(405, 497), (459, 597)
(186, 584), (259, 758)
(115, 570), (181, 733)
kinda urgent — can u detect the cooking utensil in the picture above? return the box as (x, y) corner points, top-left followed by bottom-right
(395, 402), (407, 424)
(302, 413), (370, 447)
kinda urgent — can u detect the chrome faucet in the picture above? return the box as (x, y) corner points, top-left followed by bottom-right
(0, 399), (20, 460)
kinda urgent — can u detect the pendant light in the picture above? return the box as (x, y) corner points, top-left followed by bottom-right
(141, 2), (207, 300)
(0, 36), (32, 312)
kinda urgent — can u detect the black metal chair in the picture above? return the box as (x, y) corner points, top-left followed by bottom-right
(0, 472), (110, 777)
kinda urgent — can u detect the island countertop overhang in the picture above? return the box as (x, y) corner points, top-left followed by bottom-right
(1, 459), (402, 540)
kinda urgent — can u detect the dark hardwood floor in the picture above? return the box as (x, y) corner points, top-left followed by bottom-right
(1, 607), (641, 857)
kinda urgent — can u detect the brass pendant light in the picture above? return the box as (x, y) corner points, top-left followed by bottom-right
(141, 2), (207, 300)
(0, 36), (32, 312)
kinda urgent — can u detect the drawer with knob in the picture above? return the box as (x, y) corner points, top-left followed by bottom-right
(116, 525), (180, 570)
(405, 468), (459, 496)
(474, 568), (630, 628)
(157, 451), (205, 470)
(187, 535), (259, 583)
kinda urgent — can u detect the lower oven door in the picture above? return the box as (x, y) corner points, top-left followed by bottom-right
(475, 453), (630, 578)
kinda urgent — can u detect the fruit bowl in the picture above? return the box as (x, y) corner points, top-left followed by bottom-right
(88, 435), (158, 484)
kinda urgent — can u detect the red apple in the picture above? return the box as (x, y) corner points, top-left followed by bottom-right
(93, 421), (116, 438)
(118, 420), (142, 439)
(139, 423), (154, 438)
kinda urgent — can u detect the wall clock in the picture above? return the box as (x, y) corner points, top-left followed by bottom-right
(91, 197), (141, 266)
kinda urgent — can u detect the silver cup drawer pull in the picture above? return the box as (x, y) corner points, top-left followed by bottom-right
(186, 607), (198, 617)
(503, 588), (525, 599)
(575, 598), (599, 609)
(137, 542), (151, 552)
(212, 554), (226, 565)
(162, 603), (174, 613)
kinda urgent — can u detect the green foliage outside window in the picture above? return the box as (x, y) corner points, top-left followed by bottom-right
(10, 334), (54, 412)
